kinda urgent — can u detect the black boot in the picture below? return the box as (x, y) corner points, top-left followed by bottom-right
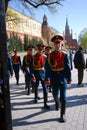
(17, 79), (19, 85)
(49, 85), (52, 93)
(60, 100), (66, 123)
(55, 99), (59, 111)
(16, 76), (19, 85)
(34, 90), (38, 103)
(27, 86), (30, 95)
(43, 92), (50, 110)
(25, 86), (28, 89)
(31, 82), (35, 93)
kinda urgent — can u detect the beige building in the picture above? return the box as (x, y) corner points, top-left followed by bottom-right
(6, 7), (59, 46)
(6, 7), (42, 42)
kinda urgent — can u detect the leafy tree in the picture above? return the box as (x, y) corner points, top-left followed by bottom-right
(24, 34), (29, 50)
(8, 32), (23, 51)
(80, 32), (87, 49)
(24, 36), (43, 51)
(6, 7), (19, 23)
(29, 38), (43, 46)
(5, 0), (63, 12)
(78, 28), (87, 49)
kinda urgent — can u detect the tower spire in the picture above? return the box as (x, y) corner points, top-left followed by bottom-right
(42, 14), (48, 25)
(66, 17), (69, 27)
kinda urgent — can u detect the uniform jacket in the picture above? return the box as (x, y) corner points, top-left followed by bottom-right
(12, 55), (21, 66)
(8, 54), (13, 78)
(22, 54), (32, 73)
(45, 51), (71, 85)
(30, 53), (47, 81)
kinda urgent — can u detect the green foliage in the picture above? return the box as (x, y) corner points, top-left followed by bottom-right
(23, 35), (43, 51)
(24, 34), (29, 50)
(79, 28), (87, 49)
(6, 7), (19, 24)
(8, 33), (43, 52)
(29, 38), (43, 46)
(8, 32), (23, 51)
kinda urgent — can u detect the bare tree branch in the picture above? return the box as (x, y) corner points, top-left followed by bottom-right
(22, 0), (63, 8)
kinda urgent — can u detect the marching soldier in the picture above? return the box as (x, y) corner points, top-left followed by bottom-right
(8, 53), (13, 79)
(30, 43), (50, 109)
(45, 34), (72, 122)
(22, 45), (35, 95)
(45, 46), (52, 56)
(45, 46), (52, 92)
(12, 49), (21, 85)
(7, 42), (13, 79)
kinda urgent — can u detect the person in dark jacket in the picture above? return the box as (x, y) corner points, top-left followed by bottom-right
(45, 34), (72, 122)
(74, 46), (85, 87)
(68, 49), (73, 70)
(86, 58), (87, 69)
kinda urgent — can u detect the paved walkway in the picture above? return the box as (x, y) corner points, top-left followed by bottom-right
(10, 65), (87, 130)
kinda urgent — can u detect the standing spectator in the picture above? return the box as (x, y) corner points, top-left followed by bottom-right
(12, 49), (21, 85)
(68, 49), (73, 70)
(45, 34), (72, 122)
(30, 43), (50, 109)
(22, 45), (35, 95)
(86, 58), (87, 69)
(74, 46), (85, 87)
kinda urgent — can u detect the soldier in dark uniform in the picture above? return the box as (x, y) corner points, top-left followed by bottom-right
(30, 44), (50, 109)
(7, 42), (13, 79)
(45, 46), (52, 56)
(45, 46), (52, 92)
(8, 53), (13, 79)
(22, 45), (35, 95)
(45, 34), (72, 122)
(12, 49), (21, 85)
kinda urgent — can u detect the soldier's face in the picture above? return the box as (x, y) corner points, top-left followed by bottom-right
(27, 48), (34, 55)
(54, 42), (62, 50)
(38, 48), (44, 55)
(45, 48), (51, 54)
(14, 51), (17, 55)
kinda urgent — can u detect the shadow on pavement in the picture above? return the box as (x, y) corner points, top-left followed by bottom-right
(67, 94), (87, 108)
(12, 108), (57, 127)
(11, 82), (87, 127)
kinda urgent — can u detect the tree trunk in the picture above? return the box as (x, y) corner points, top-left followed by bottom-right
(0, 0), (12, 130)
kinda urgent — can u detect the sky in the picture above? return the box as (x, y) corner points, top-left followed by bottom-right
(8, 0), (87, 39)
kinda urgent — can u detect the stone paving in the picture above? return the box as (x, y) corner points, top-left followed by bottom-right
(10, 61), (87, 130)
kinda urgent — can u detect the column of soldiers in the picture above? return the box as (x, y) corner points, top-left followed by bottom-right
(9, 34), (72, 123)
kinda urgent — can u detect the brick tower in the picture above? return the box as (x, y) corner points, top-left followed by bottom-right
(65, 17), (78, 49)
(65, 17), (72, 45)
(42, 14), (48, 38)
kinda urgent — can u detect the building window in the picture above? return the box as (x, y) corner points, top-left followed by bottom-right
(33, 24), (36, 29)
(39, 26), (41, 31)
(16, 19), (20, 24)
(25, 21), (29, 27)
